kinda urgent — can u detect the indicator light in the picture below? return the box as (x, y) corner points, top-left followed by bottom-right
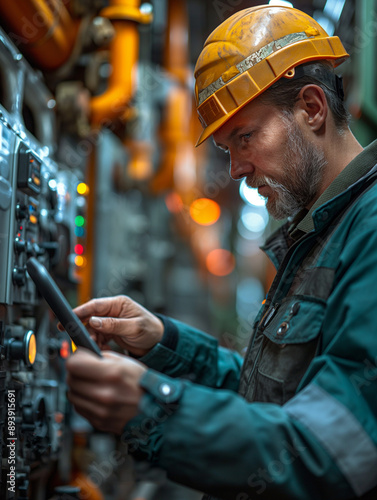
(75, 215), (85, 227)
(77, 183), (89, 195)
(74, 244), (84, 255)
(7, 330), (37, 366)
(74, 227), (85, 237)
(28, 332), (37, 365)
(54, 412), (64, 424)
(60, 340), (70, 359)
(71, 340), (77, 353)
(48, 179), (57, 190)
(74, 255), (86, 267)
(29, 215), (38, 224)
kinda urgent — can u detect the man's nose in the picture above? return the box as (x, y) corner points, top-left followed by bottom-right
(229, 151), (253, 181)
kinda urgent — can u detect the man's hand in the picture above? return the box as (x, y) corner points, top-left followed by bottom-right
(66, 349), (146, 434)
(73, 295), (164, 357)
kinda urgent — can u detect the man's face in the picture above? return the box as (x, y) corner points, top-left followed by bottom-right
(212, 99), (327, 219)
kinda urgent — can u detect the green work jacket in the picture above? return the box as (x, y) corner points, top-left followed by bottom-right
(124, 142), (377, 499)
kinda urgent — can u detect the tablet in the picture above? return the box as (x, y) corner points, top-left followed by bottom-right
(26, 257), (102, 357)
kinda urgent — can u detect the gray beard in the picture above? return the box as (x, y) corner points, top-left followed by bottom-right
(247, 116), (327, 220)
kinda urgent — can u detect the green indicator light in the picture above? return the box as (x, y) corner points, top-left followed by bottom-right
(75, 216), (85, 227)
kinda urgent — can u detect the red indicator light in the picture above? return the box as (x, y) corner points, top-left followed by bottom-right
(60, 340), (70, 359)
(74, 244), (84, 255)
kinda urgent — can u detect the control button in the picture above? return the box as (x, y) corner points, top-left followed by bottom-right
(159, 383), (172, 396)
(6, 330), (36, 366)
(290, 302), (300, 316)
(321, 211), (329, 221)
(12, 266), (26, 286)
(277, 322), (289, 336)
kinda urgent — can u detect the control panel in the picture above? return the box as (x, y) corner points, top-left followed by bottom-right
(0, 27), (86, 500)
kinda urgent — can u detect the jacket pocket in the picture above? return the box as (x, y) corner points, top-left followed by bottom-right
(248, 297), (326, 405)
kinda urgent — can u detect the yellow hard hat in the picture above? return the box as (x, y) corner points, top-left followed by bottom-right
(194, 5), (349, 146)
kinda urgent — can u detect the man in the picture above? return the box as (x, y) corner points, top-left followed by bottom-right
(66, 5), (377, 499)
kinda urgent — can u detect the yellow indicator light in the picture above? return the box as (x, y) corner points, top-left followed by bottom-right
(29, 214), (38, 224)
(206, 249), (235, 277)
(74, 255), (86, 267)
(28, 332), (37, 365)
(77, 182), (89, 195)
(189, 198), (221, 226)
(71, 340), (77, 353)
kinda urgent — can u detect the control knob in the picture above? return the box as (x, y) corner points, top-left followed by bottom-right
(12, 266), (26, 286)
(16, 203), (29, 221)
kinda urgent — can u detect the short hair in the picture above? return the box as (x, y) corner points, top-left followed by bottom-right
(259, 61), (351, 132)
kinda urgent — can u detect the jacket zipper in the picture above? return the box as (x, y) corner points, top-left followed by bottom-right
(245, 233), (310, 389)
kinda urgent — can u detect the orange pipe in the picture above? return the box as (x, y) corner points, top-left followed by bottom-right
(163, 0), (190, 84)
(0, 0), (79, 70)
(150, 86), (192, 194)
(150, 0), (195, 195)
(90, 0), (143, 127)
(125, 140), (154, 181)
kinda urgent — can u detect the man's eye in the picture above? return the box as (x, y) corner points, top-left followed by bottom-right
(241, 132), (252, 142)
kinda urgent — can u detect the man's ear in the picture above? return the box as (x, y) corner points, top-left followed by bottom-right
(296, 84), (328, 132)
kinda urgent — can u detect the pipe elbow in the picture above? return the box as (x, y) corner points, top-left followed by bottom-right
(89, 2), (147, 126)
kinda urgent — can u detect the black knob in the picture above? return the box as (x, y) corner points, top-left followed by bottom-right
(14, 237), (26, 254)
(13, 266), (26, 286)
(16, 203), (29, 221)
(22, 395), (46, 425)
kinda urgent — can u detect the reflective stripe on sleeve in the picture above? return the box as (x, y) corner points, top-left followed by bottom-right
(284, 383), (377, 496)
